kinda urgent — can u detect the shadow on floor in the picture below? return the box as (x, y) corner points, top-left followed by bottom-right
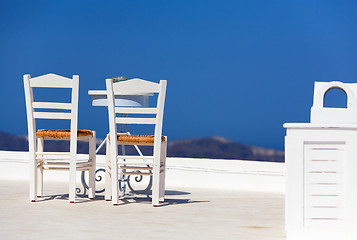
(34, 189), (208, 206)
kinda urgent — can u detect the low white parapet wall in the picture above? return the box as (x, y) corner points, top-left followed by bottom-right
(0, 151), (285, 193)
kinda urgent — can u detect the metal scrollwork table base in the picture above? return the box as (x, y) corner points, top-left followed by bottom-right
(76, 90), (153, 198)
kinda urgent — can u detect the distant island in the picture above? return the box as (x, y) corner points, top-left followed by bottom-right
(0, 131), (284, 162)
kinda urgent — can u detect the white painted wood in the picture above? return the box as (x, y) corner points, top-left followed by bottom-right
(36, 137), (44, 197)
(35, 156), (71, 160)
(33, 112), (71, 119)
(159, 139), (167, 202)
(105, 140), (112, 201)
(38, 135), (91, 141)
(114, 141), (155, 146)
(112, 78), (160, 94)
(35, 152), (71, 155)
(117, 155), (154, 160)
(105, 78), (167, 207)
(120, 166), (153, 170)
(88, 131), (96, 199)
(115, 117), (156, 125)
(23, 74), (96, 203)
(24, 74), (37, 202)
(30, 73), (73, 88)
(69, 75), (79, 203)
(106, 78), (119, 205)
(114, 107), (158, 114)
(117, 161), (154, 166)
(284, 81), (357, 239)
(122, 172), (153, 176)
(88, 90), (153, 96)
(32, 102), (72, 109)
(43, 166), (92, 171)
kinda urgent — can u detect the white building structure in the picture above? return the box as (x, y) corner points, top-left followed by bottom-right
(284, 81), (357, 240)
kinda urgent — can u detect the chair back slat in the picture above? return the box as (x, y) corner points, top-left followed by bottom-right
(112, 78), (160, 94)
(32, 102), (72, 110)
(33, 112), (72, 119)
(24, 74), (79, 148)
(30, 73), (73, 88)
(106, 77), (167, 206)
(114, 107), (158, 114)
(106, 77), (167, 144)
(115, 117), (156, 125)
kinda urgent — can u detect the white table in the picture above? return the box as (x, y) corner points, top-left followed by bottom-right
(86, 90), (154, 195)
(88, 90), (151, 107)
(88, 90), (152, 153)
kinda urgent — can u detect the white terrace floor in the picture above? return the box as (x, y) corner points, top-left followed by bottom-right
(0, 151), (285, 240)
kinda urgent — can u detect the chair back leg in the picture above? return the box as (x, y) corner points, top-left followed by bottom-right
(36, 137), (44, 197)
(159, 140), (167, 203)
(88, 132), (96, 199)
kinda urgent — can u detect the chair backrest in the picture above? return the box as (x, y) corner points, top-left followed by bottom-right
(310, 81), (357, 124)
(106, 78), (167, 147)
(23, 73), (79, 154)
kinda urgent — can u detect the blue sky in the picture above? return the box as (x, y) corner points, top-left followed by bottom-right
(1, 0), (357, 150)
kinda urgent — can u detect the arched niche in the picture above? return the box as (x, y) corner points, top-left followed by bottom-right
(323, 87), (348, 108)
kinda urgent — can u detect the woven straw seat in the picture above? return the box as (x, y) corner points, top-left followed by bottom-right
(36, 129), (93, 139)
(105, 78), (167, 206)
(24, 74), (96, 203)
(109, 134), (166, 144)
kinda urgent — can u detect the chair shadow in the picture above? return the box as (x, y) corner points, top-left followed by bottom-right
(35, 193), (103, 204)
(112, 189), (210, 207)
(35, 189), (209, 206)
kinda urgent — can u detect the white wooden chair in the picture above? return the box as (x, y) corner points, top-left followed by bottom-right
(105, 78), (167, 207)
(24, 73), (96, 203)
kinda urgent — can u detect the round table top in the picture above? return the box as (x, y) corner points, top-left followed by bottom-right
(88, 90), (150, 107)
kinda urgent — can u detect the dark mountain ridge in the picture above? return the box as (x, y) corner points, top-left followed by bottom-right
(0, 131), (284, 162)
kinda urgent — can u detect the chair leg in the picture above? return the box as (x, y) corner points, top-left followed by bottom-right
(69, 155), (76, 203)
(88, 133), (96, 200)
(152, 169), (160, 207)
(105, 138), (112, 201)
(29, 152), (37, 202)
(152, 154), (161, 207)
(111, 144), (119, 206)
(36, 137), (44, 197)
(159, 140), (167, 203)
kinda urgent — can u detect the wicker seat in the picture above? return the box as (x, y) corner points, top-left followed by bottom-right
(105, 78), (167, 207)
(36, 129), (94, 139)
(109, 134), (166, 144)
(24, 74), (96, 203)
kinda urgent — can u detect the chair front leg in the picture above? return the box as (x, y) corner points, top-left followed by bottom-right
(152, 163), (160, 207)
(36, 137), (44, 197)
(88, 132), (96, 200)
(111, 146), (119, 206)
(69, 153), (76, 203)
(105, 137), (112, 201)
(29, 147), (37, 202)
